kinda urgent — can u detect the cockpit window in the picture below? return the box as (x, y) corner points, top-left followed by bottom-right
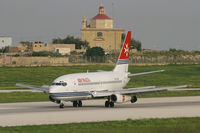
(62, 82), (67, 86)
(56, 83), (62, 85)
(51, 82), (67, 86)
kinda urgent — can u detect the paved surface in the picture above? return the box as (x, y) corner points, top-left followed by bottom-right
(0, 96), (200, 127)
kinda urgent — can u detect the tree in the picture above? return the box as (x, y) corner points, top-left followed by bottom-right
(131, 39), (142, 51)
(0, 47), (8, 53)
(0, 48), (3, 53)
(85, 47), (105, 62)
(52, 36), (89, 49)
(121, 33), (142, 51)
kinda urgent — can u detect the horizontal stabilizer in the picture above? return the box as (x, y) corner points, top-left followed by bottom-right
(128, 70), (164, 78)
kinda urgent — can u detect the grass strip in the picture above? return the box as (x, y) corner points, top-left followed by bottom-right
(0, 64), (200, 88)
(0, 92), (48, 103)
(0, 117), (200, 133)
(0, 87), (28, 90)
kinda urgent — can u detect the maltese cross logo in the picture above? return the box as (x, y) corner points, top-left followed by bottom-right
(124, 43), (129, 57)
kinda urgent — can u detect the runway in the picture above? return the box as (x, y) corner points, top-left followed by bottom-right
(0, 96), (200, 127)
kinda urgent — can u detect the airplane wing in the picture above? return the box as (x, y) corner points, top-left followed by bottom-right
(92, 85), (187, 98)
(128, 70), (164, 78)
(16, 83), (49, 93)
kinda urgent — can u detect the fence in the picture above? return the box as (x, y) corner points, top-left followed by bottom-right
(69, 55), (200, 65)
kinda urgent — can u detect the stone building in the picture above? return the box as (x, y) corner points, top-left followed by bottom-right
(32, 42), (75, 55)
(81, 5), (124, 52)
(0, 36), (12, 49)
(18, 42), (33, 52)
(18, 42), (75, 55)
(7, 47), (19, 53)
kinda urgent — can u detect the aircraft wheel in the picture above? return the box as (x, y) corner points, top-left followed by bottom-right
(110, 102), (114, 108)
(73, 101), (78, 107)
(59, 103), (64, 108)
(78, 101), (82, 107)
(105, 101), (109, 107)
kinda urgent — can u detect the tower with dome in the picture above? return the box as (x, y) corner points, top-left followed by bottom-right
(81, 5), (125, 52)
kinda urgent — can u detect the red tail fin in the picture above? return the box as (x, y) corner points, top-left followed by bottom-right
(113, 31), (131, 72)
(119, 31), (131, 60)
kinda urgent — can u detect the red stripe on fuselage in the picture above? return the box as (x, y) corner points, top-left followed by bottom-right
(122, 95), (125, 102)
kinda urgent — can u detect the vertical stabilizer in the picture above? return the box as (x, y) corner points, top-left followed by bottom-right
(113, 31), (131, 72)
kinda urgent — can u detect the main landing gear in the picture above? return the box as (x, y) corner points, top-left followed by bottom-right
(59, 103), (64, 108)
(59, 100), (83, 108)
(73, 101), (82, 107)
(105, 100), (114, 108)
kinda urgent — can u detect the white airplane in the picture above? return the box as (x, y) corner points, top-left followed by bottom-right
(16, 31), (187, 108)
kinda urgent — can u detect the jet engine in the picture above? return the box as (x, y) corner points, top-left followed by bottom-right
(111, 94), (132, 103)
(131, 96), (137, 103)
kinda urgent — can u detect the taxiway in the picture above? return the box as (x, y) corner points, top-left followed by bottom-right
(0, 96), (200, 127)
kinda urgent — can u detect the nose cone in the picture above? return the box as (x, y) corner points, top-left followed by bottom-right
(49, 86), (57, 93)
(49, 86), (59, 102)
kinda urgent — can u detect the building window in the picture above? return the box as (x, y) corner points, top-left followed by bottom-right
(97, 32), (103, 38)
(2, 40), (4, 43)
(35, 45), (37, 47)
(56, 49), (59, 53)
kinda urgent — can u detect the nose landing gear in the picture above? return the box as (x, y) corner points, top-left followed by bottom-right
(59, 103), (64, 108)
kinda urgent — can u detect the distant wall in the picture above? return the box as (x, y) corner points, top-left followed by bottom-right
(1, 54), (200, 67)
(0, 56), (69, 66)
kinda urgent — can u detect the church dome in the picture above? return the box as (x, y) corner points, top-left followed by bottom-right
(92, 14), (111, 20)
(92, 6), (111, 20)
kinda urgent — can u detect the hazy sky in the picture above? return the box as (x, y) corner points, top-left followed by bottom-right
(0, 0), (200, 50)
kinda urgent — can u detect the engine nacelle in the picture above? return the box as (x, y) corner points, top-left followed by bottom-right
(111, 94), (132, 103)
(131, 96), (137, 103)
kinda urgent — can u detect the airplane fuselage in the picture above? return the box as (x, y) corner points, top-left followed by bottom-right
(49, 71), (130, 101)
